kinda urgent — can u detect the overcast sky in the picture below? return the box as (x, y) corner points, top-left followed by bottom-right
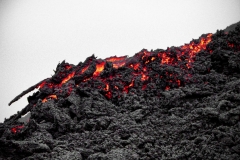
(0, 0), (239, 122)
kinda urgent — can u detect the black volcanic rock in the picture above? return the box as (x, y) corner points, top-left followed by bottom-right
(0, 24), (240, 160)
(224, 21), (240, 33)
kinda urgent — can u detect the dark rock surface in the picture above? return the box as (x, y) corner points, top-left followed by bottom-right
(0, 24), (240, 159)
(224, 21), (240, 33)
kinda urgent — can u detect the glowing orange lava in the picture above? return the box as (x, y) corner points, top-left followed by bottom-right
(104, 84), (109, 91)
(130, 63), (140, 70)
(129, 80), (134, 87)
(105, 56), (126, 62)
(106, 56), (127, 69)
(42, 95), (57, 103)
(112, 62), (126, 69)
(36, 34), (212, 99)
(141, 73), (149, 81)
(104, 83), (112, 98)
(9, 33), (214, 107)
(81, 65), (89, 74)
(60, 72), (75, 85)
(93, 62), (105, 77)
(161, 53), (172, 64)
(183, 34), (212, 56)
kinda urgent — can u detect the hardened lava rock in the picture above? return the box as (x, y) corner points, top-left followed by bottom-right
(0, 24), (240, 160)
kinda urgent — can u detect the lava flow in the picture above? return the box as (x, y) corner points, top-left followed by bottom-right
(8, 33), (215, 107)
(3, 24), (240, 160)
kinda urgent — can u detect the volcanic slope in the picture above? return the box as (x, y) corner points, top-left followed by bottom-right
(1, 24), (240, 160)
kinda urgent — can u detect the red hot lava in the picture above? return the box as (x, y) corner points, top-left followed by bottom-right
(93, 62), (105, 77)
(60, 72), (75, 86)
(42, 95), (57, 103)
(9, 33), (213, 111)
(11, 125), (24, 134)
(105, 56), (127, 69)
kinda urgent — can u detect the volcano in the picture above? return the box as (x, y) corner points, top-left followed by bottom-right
(1, 23), (240, 160)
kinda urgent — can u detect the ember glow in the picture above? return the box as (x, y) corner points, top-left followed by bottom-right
(11, 125), (24, 134)
(106, 56), (127, 69)
(60, 72), (75, 85)
(65, 65), (72, 70)
(105, 56), (126, 62)
(93, 62), (105, 77)
(141, 74), (149, 81)
(130, 63), (140, 70)
(81, 65), (89, 74)
(180, 33), (212, 67)
(42, 95), (57, 103)
(9, 33), (214, 108)
(38, 81), (46, 89)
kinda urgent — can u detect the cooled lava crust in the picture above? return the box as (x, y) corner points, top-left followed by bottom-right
(0, 24), (240, 160)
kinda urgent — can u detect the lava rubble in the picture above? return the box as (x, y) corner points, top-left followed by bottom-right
(0, 25), (240, 159)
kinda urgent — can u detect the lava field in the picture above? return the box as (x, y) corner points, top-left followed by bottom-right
(0, 24), (240, 160)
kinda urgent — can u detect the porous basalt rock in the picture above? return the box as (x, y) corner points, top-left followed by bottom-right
(0, 24), (240, 160)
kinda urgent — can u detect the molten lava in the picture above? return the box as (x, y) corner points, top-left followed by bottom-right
(93, 62), (105, 77)
(105, 56), (126, 62)
(11, 125), (24, 134)
(106, 56), (127, 69)
(180, 33), (212, 67)
(9, 33), (214, 109)
(141, 74), (149, 81)
(130, 63), (140, 70)
(38, 81), (46, 89)
(81, 65), (89, 74)
(60, 72), (75, 85)
(161, 53), (172, 64)
(42, 95), (57, 103)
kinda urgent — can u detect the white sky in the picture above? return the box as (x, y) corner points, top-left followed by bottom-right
(0, 0), (240, 122)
